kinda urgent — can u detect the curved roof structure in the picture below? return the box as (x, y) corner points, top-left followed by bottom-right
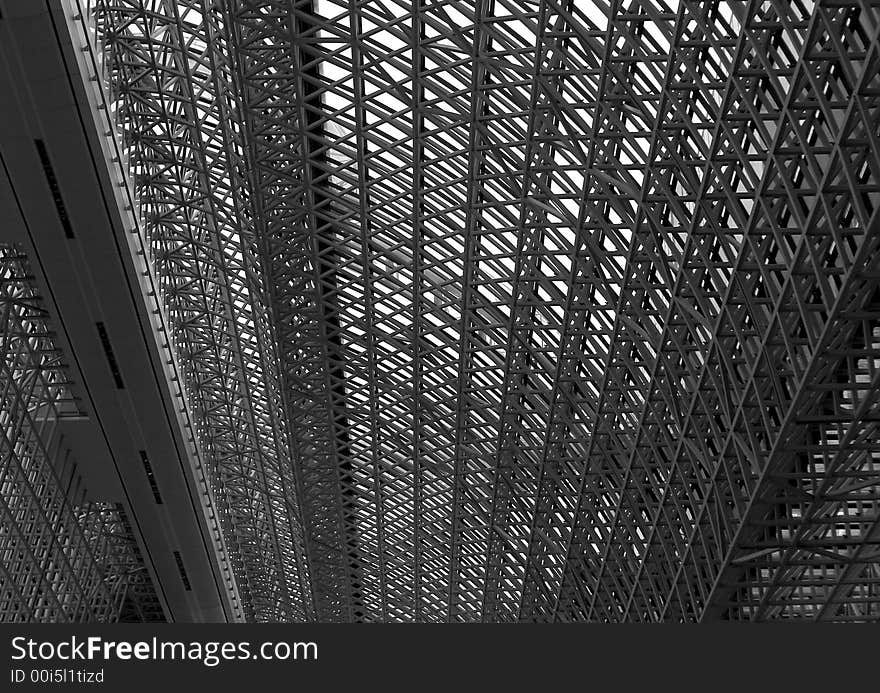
(1, 0), (879, 622)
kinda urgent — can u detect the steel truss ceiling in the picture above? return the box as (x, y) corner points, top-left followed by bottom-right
(80, 0), (880, 621)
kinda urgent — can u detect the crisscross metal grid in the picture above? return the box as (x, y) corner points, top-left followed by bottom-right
(91, 0), (315, 621)
(84, 0), (880, 621)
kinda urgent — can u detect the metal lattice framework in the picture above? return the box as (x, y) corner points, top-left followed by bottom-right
(74, 0), (880, 621)
(0, 245), (163, 623)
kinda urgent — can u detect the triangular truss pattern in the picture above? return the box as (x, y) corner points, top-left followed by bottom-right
(87, 0), (880, 621)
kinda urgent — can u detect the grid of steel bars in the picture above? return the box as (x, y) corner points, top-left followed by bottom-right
(92, 0), (314, 621)
(75, 0), (880, 622)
